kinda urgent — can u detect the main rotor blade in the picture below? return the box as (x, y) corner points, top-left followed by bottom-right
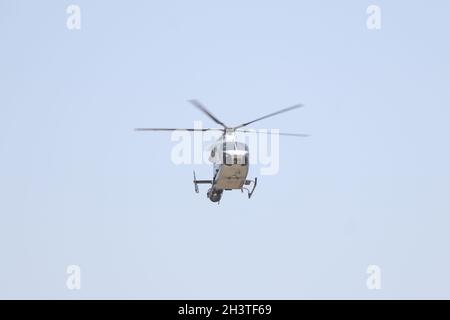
(135, 128), (224, 132)
(236, 129), (309, 137)
(188, 99), (228, 128)
(233, 104), (304, 129)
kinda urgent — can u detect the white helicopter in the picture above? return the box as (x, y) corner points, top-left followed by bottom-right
(136, 100), (307, 203)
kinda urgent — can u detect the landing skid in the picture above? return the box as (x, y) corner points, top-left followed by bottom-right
(194, 171), (257, 201)
(193, 171), (212, 193)
(242, 177), (258, 199)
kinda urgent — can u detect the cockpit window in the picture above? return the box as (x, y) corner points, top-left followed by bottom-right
(235, 142), (248, 151)
(223, 142), (248, 151)
(222, 142), (249, 165)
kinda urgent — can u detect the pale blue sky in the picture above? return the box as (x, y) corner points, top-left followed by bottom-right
(1, 0), (450, 298)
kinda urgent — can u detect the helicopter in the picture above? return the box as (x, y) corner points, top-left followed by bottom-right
(135, 100), (307, 203)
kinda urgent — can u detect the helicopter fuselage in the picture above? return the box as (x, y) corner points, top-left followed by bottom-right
(213, 160), (249, 190)
(206, 137), (250, 202)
